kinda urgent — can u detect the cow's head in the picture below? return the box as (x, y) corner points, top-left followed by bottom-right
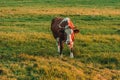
(59, 18), (79, 47)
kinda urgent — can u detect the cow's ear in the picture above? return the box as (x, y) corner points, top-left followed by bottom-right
(74, 29), (79, 33)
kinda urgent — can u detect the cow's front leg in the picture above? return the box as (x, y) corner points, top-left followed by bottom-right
(70, 48), (74, 58)
(69, 43), (74, 58)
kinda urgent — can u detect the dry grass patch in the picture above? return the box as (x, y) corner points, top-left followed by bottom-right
(0, 7), (120, 16)
(1, 53), (120, 80)
(0, 32), (53, 42)
(76, 34), (120, 43)
(0, 26), (27, 32)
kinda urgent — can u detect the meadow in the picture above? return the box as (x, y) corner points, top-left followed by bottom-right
(0, 0), (120, 80)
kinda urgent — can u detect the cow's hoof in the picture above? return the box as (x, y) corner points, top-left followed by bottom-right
(70, 53), (74, 58)
(60, 54), (63, 58)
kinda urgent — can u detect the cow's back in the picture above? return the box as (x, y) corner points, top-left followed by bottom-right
(51, 17), (63, 39)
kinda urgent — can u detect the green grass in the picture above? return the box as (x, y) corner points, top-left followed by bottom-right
(0, 0), (120, 80)
(0, 0), (120, 8)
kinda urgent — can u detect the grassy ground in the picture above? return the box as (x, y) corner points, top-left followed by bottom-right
(0, 0), (120, 80)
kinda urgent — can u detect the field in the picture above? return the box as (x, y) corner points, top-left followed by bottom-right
(0, 0), (120, 80)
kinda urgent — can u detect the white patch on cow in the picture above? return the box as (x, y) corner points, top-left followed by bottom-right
(62, 17), (70, 22)
(59, 18), (70, 28)
(56, 37), (60, 53)
(57, 45), (60, 53)
(70, 52), (74, 58)
(65, 27), (73, 44)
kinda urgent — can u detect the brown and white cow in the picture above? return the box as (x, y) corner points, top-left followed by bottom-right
(51, 17), (79, 58)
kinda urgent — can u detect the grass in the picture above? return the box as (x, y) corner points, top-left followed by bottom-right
(0, 0), (120, 8)
(0, 0), (120, 80)
(0, 53), (120, 80)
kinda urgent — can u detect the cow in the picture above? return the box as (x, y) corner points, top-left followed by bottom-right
(51, 17), (79, 58)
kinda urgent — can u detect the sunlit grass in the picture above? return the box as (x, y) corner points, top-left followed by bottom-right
(0, 7), (120, 16)
(0, 53), (120, 80)
(75, 34), (120, 43)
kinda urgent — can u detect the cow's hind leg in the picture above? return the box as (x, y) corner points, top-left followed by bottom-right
(56, 38), (63, 57)
(60, 40), (63, 57)
(56, 37), (60, 53)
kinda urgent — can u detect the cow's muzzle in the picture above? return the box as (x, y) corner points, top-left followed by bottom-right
(66, 41), (71, 45)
